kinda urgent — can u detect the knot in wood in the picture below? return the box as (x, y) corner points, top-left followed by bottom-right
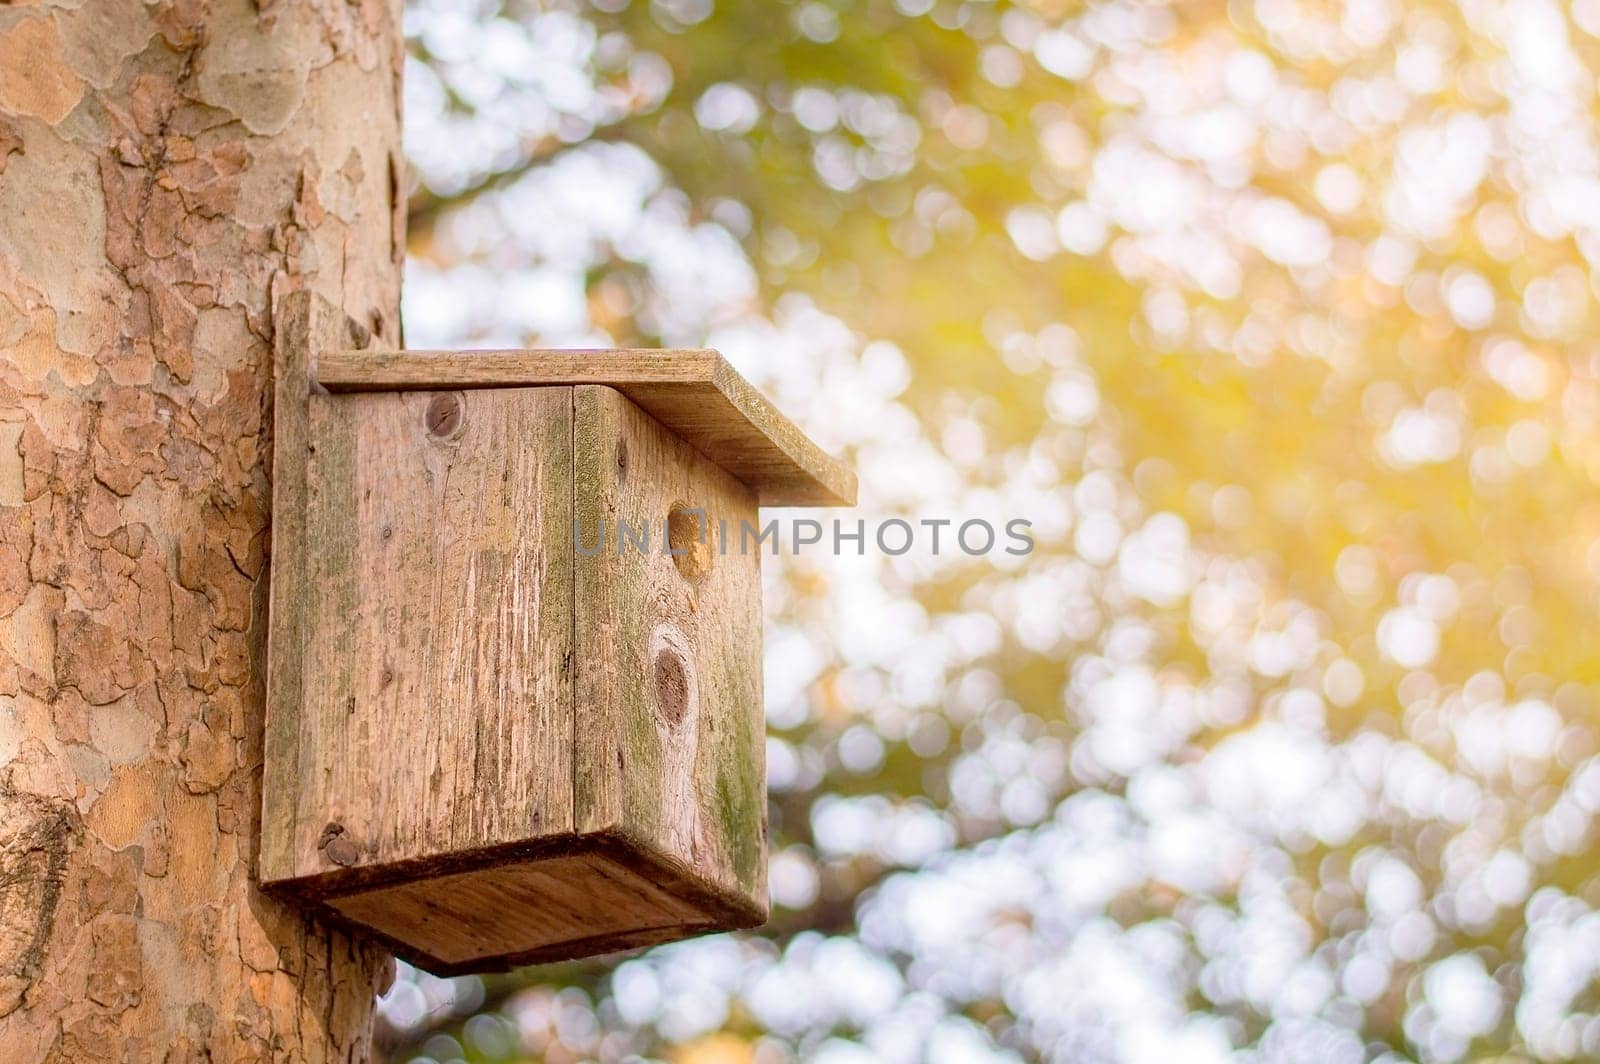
(425, 393), (462, 438)
(318, 823), (359, 867)
(651, 647), (690, 727)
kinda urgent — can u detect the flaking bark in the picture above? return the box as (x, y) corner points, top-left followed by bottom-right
(0, 0), (404, 1058)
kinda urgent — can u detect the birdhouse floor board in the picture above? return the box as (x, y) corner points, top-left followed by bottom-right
(325, 848), (724, 972)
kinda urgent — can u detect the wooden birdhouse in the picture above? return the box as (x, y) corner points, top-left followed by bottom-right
(259, 294), (855, 974)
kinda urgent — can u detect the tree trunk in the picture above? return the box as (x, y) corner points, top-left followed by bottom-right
(0, 1), (404, 1059)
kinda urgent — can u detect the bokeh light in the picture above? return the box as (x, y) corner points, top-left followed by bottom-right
(383, 1), (1600, 1060)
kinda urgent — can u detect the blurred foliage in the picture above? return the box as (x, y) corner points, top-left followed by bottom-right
(386, 0), (1600, 1061)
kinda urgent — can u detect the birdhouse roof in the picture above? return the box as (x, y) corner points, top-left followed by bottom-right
(315, 348), (856, 507)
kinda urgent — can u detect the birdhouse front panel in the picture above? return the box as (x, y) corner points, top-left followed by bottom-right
(261, 297), (853, 974)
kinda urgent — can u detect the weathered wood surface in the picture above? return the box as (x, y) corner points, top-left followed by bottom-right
(573, 385), (769, 927)
(327, 849), (710, 971)
(314, 348), (857, 508)
(264, 381), (772, 970)
(262, 294), (373, 886)
(262, 387), (575, 885)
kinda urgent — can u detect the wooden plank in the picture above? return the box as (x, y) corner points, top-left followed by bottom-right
(326, 851), (708, 968)
(261, 292), (371, 884)
(572, 385), (769, 926)
(265, 337), (785, 965)
(314, 348), (856, 508)
(273, 386), (576, 884)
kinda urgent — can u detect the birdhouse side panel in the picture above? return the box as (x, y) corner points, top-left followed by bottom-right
(572, 385), (768, 925)
(273, 386), (577, 884)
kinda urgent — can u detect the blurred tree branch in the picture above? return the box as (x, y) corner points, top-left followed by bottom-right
(408, 123), (638, 245)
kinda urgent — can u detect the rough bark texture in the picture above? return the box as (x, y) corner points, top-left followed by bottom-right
(0, 0), (404, 1059)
